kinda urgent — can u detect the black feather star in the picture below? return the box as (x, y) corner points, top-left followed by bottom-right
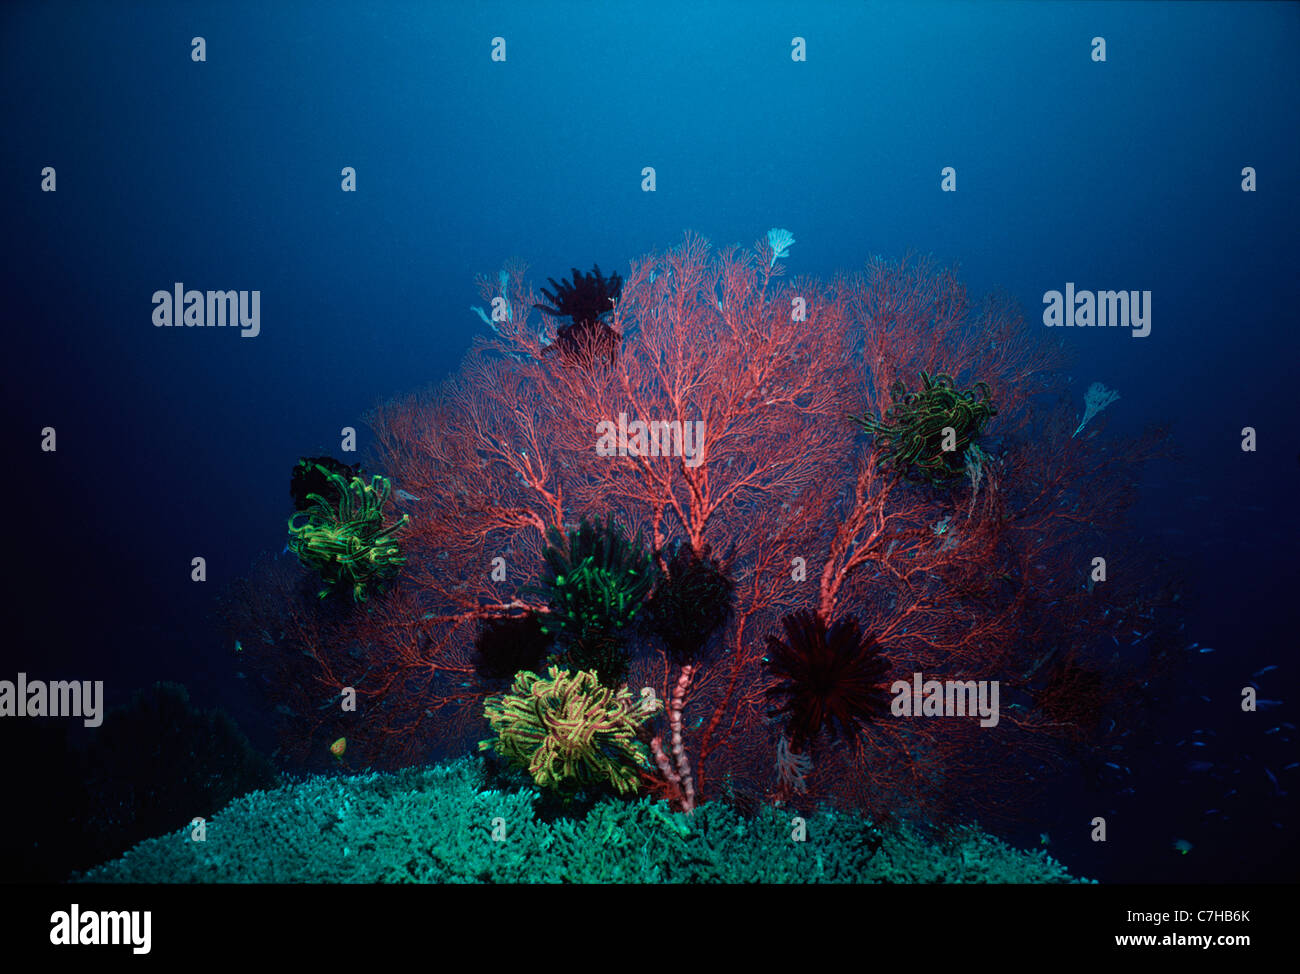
(534, 264), (623, 367)
(645, 541), (734, 664)
(764, 610), (892, 751)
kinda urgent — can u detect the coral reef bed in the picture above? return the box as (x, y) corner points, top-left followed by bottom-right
(78, 757), (1086, 884)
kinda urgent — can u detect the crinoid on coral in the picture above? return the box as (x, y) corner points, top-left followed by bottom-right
(764, 611), (892, 752)
(473, 612), (554, 685)
(534, 264), (623, 367)
(532, 516), (656, 687)
(645, 541), (734, 664)
(479, 666), (660, 796)
(290, 455), (362, 511)
(286, 464), (410, 602)
(852, 371), (997, 486)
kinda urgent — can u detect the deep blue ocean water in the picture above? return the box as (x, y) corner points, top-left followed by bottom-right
(2, 1), (1296, 883)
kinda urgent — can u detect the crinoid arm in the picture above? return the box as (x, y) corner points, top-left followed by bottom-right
(533, 264), (623, 327)
(764, 610), (892, 752)
(534, 264), (625, 368)
(851, 370), (997, 486)
(645, 541), (734, 664)
(479, 666), (659, 795)
(530, 516), (656, 686)
(286, 466), (410, 602)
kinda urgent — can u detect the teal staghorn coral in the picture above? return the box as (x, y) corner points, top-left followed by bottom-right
(75, 757), (1091, 884)
(286, 463), (410, 602)
(852, 371), (996, 486)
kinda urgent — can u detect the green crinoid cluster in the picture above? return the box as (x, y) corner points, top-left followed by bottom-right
(479, 666), (659, 795)
(532, 517), (657, 687)
(851, 371), (996, 486)
(286, 464), (410, 602)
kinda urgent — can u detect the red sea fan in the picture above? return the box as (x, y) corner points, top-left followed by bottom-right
(763, 610), (892, 752)
(234, 235), (1172, 822)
